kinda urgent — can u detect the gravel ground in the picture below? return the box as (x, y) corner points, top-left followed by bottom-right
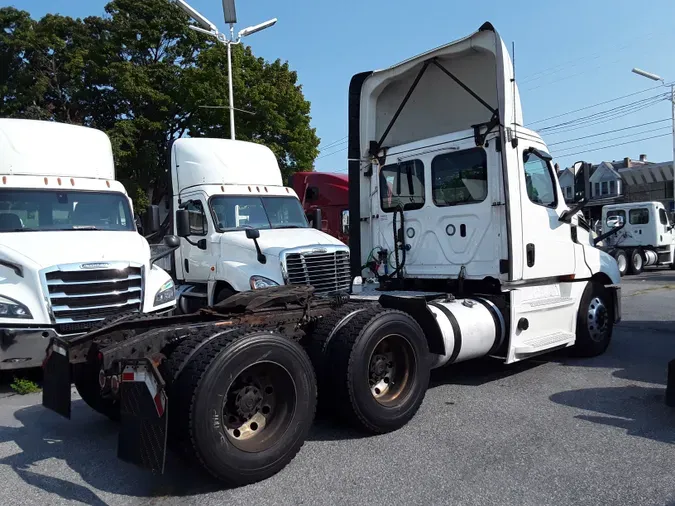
(0, 271), (673, 506)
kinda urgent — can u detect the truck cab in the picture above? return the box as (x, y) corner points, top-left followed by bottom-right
(291, 171), (350, 244)
(0, 119), (176, 369)
(161, 138), (351, 310)
(601, 201), (675, 275)
(348, 22), (621, 363)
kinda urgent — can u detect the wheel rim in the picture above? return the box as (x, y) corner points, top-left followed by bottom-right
(368, 334), (415, 406)
(634, 253), (643, 270)
(617, 254), (627, 273)
(587, 296), (609, 342)
(221, 361), (296, 452)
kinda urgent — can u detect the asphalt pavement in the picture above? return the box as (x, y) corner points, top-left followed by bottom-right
(0, 271), (673, 506)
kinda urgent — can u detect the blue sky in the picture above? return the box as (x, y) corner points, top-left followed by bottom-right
(14, 0), (675, 171)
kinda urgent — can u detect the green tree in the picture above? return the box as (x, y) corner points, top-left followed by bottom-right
(0, 2), (320, 208)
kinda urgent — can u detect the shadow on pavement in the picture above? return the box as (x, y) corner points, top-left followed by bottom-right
(550, 384), (675, 445)
(0, 400), (220, 504)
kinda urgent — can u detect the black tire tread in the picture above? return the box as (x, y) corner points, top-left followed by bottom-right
(168, 326), (316, 484)
(327, 306), (427, 433)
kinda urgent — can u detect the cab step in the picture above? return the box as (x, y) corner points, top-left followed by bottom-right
(514, 331), (575, 355)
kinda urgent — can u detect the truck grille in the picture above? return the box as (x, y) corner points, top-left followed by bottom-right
(43, 264), (143, 331)
(284, 250), (350, 294)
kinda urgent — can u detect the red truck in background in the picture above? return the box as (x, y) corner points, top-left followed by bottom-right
(290, 171), (349, 244)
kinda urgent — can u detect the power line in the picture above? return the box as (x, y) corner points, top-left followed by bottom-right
(537, 93), (668, 133)
(316, 145), (347, 160)
(553, 132), (671, 159)
(548, 118), (671, 146)
(318, 136), (347, 150)
(527, 85), (667, 126)
(553, 126), (671, 154)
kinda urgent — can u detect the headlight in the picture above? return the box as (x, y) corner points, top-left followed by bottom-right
(0, 295), (32, 319)
(250, 275), (279, 289)
(154, 280), (175, 306)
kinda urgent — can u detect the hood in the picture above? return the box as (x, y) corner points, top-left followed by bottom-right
(220, 228), (347, 258)
(0, 231), (150, 270)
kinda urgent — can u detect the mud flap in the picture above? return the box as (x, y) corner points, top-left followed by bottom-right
(117, 360), (168, 474)
(42, 340), (72, 419)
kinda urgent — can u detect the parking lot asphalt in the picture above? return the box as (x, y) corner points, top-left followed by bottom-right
(0, 272), (673, 506)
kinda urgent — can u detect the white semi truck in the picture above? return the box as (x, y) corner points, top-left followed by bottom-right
(145, 137), (351, 312)
(0, 119), (177, 371)
(600, 201), (675, 275)
(42, 22), (622, 487)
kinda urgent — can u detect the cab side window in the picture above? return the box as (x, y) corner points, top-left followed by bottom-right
(185, 200), (207, 235)
(629, 208), (649, 225)
(379, 160), (425, 212)
(659, 208), (669, 225)
(523, 150), (557, 208)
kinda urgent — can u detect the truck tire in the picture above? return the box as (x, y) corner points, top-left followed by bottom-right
(73, 311), (165, 421)
(72, 311), (140, 421)
(168, 328), (317, 486)
(628, 248), (643, 275)
(613, 249), (628, 277)
(572, 281), (614, 357)
(324, 306), (430, 434)
(303, 303), (371, 412)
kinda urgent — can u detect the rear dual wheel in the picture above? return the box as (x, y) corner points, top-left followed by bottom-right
(169, 328), (316, 486)
(310, 306), (430, 434)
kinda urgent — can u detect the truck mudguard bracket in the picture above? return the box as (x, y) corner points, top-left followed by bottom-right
(378, 294), (445, 355)
(42, 339), (72, 419)
(117, 359), (168, 474)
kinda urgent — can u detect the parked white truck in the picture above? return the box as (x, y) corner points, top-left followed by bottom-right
(600, 201), (675, 275)
(42, 22), (622, 487)
(0, 118), (177, 370)
(146, 137), (351, 313)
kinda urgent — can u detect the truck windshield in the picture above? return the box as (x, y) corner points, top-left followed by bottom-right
(210, 195), (309, 231)
(0, 190), (135, 232)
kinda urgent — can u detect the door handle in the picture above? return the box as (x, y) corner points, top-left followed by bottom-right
(184, 258), (190, 273)
(526, 243), (535, 267)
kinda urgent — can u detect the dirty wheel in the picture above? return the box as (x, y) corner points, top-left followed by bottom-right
(628, 248), (643, 275)
(613, 249), (627, 277)
(573, 281), (613, 357)
(170, 328), (316, 486)
(72, 312), (141, 421)
(325, 307), (430, 434)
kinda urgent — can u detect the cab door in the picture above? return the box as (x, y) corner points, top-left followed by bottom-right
(518, 146), (575, 280)
(175, 194), (218, 285)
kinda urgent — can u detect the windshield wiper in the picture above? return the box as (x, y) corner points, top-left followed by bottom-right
(0, 228), (39, 232)
(275, 225), (305, 229)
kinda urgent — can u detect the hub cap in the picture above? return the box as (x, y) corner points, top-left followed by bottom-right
(368, 334), (415, 406)
(222, 362), (296, 452)
(617, 254), (626, 273)
(587, 296), (609, 342)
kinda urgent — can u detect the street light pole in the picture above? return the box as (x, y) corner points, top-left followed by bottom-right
(632, 68), (675, 212)
(176, 0), (277, 141)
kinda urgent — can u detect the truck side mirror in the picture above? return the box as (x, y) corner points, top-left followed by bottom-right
(244, 227), (266, 264)
(312, 208), (322, 230)
(144, 205), (160, 234)
(245, 228), (260, 240)
(163, 234), (180, 248)
(341, 210), (350, 235)
(176, 209), (191, 237)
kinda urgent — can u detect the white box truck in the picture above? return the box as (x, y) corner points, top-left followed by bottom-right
(146, 137), (351, 312)
(600, 201), (675, 275)
(0, 118), (177, 370)
(41, 22), (622, 487)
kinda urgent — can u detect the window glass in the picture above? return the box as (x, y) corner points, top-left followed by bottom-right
(185, 200), (207, 235)
(629, 208), (649, 225)
(609, 180), (616, 195)
(0, 190), (134, 232)
(431, 148), (487, 207)
(601, 182), (608, 195)
(659, 208), (669, 225)
(594, 182), (600, 196)
(522, 150), (557, 207)
(210, 196), (308, 231)
(380, 160), (425, 212)
(605, 209), (625, 226)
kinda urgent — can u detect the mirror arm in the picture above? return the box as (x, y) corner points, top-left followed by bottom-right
(150, 245), (180, 265)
